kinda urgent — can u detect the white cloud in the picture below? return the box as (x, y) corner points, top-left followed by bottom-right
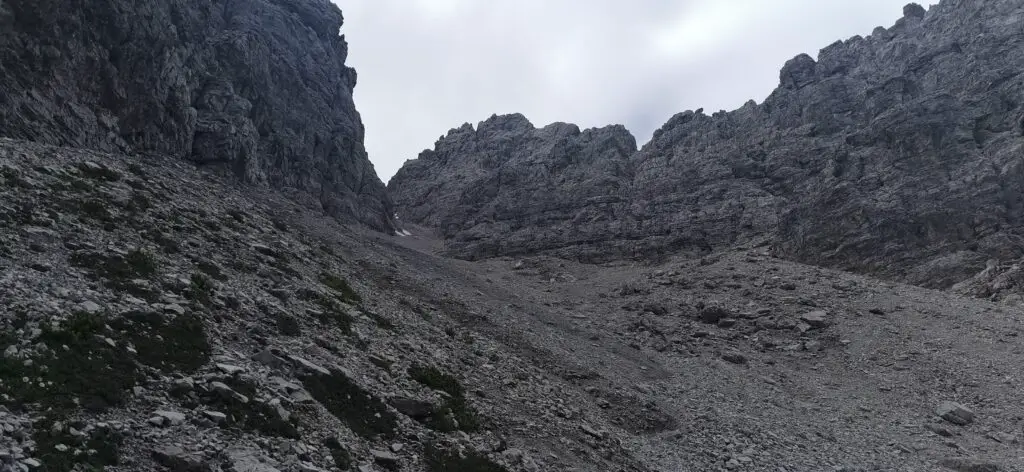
(335, 1), (939, 182)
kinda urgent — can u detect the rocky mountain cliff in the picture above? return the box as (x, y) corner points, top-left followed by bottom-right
(0, 0), (393, 231)
(4, 1), (1024, 471)
(391, 115), (637, 255)
(389, 0), (1024, 290)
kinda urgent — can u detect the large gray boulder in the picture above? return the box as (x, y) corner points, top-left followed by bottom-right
(0, 0), (393, 231)
(389, 0), (1024, 288)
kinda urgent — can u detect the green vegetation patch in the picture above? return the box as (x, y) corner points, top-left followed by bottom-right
(32, 416), (123, 472)
(206, 392), (300, 439)
(302, 368), (398, 440)
(0, 312), (141, 413)
(323, 437), (353, 470)
(186, 272), (215, 305)
(144, 228), (181, 254)
(365, 309), (396, 331)
(120, 312), (211, 373)
(69, 249), (159, 291)
(276, 313), (302, 336)
(127, 162), (147, 178)
(423, 396), (482, 433)
(226, 209), (246, 223)
(299, 289), (354, 335)
(74, 198), (115, 223)
(76, 162), (122, 182)
(425, 444), (508, 472)
(196, 260), (227, 281)
(319, 272), (361, 304)
(408, 364), (483, 432)
(124, 191), (152, 214)
(409, 364), (464, 398)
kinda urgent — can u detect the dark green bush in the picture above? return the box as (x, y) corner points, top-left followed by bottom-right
(319, 272), (361, 304)
(302, 369), (397, 440)
(425, 444), (507, 472)
(409, 364), (464, 398)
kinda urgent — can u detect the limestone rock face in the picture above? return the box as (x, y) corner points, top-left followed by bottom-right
(0, 0), (393, 231)
(389, 1), (1024, 287)
(390, 113), (637, 260)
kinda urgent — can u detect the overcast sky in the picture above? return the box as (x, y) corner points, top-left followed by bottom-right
(335, 1), (939, 183)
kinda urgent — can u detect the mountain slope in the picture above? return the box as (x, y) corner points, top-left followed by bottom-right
(3, 139), (1022, 472)
(0, 0), (393, 231)
(388, 0), (1024, 291)
(3, 1), (1024, 471)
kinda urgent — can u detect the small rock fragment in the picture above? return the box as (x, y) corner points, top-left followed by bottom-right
(580, 424), (603, 439)
(203, 411), (227, 423)
(152, 445), (210, 472)
(371, 449), (399, 466)
(289, 355), (331, 376)
(936, 401), (975, 426)
(155, 410), (186, 426)
(216, 363), (246, 375)
(389, 397), (434, 420)
(253, 348), (288, 368)
(799, 310), (829, 329)
(210, 381), (249, 403)
(721, 352), (748, 365)
(76, 301), (102, 314)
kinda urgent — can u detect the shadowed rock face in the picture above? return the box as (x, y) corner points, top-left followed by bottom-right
(389, 0), (1024, 288)
(0, 0), (393, 232)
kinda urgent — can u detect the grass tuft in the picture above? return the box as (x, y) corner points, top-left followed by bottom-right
(302, 368), (398, 440)
(319, 272), (361, 304)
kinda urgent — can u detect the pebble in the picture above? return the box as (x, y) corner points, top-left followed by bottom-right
(799, 310), (829, 329)
(154, 410), (186, 425)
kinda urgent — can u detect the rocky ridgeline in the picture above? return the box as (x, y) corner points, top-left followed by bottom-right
(391, 114), (637, 256)
(0, 0), (393, 232)
(389, 0), (1024, 292)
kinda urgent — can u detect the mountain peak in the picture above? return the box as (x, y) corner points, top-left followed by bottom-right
(389, 0), (1024, 288)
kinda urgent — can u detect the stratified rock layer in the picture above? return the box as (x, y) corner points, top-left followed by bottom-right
(389, 0), (1024, 288)
(0, 0), (393, 231)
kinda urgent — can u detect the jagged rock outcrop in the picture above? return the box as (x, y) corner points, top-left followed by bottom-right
(391, 114), (637, 257)
(0, 0), (393, 231)
(389, 0), (1024, 288)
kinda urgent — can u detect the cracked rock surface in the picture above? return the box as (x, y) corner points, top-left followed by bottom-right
(389, 0), (1024, 294)
(0, 0), (393, 232)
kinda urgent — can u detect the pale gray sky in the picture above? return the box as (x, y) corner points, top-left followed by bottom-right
(335, 1), (939, 182)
